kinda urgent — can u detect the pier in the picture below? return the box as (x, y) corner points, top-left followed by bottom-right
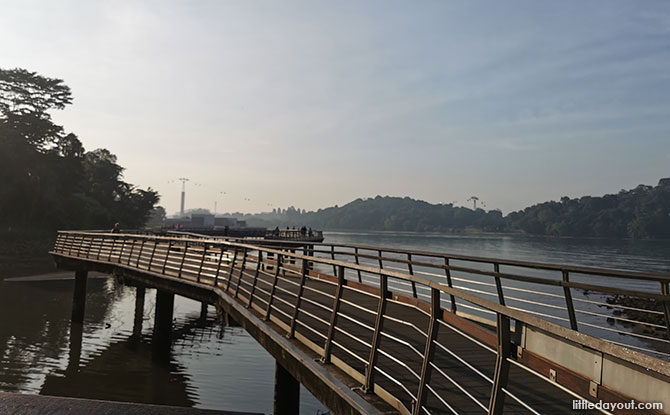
(50, 231), (670, 414)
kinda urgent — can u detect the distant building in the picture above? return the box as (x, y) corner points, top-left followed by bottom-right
(164, 214), (245, 229)
(658, 178), (670, 188)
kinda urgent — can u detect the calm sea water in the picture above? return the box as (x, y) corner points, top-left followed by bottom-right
(0, 232), (668, 413)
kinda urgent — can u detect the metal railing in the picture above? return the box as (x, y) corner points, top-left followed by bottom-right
(51, 231), (670, 415)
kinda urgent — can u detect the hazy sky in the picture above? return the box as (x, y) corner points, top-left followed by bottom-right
(2, 1), (669, 215)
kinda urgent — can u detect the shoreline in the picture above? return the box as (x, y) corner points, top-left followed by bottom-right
(320, 228), (670, 242)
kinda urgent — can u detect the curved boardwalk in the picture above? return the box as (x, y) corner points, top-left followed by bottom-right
(51, 232), (670, 415)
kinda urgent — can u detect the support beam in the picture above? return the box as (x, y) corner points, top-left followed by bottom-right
(71, 270), (88, 324)
(153, 290), (174, 359)
(274, 361), (300, 415)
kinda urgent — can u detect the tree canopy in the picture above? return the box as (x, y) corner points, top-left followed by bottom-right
(0, 68), (160, 233)
(230, 182), (670, 239)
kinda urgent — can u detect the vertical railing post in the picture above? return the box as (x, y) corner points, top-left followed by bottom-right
(407, 253), (418, 298)
(248, 251), (263, 309)
(363, 273), (389, 393)
(493, 263), (505, 306)
(196, 243), (207, 283)
(562, 270), (579, 331)
(214, 245), (225, 287)
(265, 254), (283, 321)
(444, 258), (457, 313)
(288, 254), (308, 338)
(330, 245), (337, 276)
(354, 247), (362, 283)
(107, 235), (115, 262)
(178, 241), (188, 278)
(226, 247), (239, 291)
(96, 235), (104, 260)
(234, 249), (248, 298)
(137, 238), (146, 268)
(660, 281), (670, 341)
(148, 239), (158, 272)
(127, 237), (136, 266)
(378, 250), (383, 269)
(488, 314), (511, 415)
(118, 236), (127, 264)
(322, 265), (345, 363)
(161, 240), (173, 274)
(414, 287), (441, 415)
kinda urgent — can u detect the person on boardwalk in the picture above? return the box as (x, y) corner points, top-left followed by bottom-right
(111, 223), (120, 233)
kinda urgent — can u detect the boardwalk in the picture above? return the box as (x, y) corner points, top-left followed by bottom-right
(50, 232), (670, 415)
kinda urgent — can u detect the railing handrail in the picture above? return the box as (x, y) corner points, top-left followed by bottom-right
(51, 230), (670, 378)
(55, 230), (670, 282)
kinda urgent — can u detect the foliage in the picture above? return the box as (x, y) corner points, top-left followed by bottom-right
(231, 182), (670, 239)
(506, 181), (670, 239)
(0, 68), (160, 233)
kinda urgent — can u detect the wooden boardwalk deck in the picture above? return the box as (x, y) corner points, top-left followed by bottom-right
(50, 232), (670, 415)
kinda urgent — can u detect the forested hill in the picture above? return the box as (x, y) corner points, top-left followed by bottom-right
(231, 179), (670, 239)
(506, 179), (670, 239)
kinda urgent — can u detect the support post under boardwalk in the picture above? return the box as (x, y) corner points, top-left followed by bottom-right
(133, 286), (146, 337)
(71, 270), (88, 324)
(274, 361), (300, 415)
(153, 290), (174, 358)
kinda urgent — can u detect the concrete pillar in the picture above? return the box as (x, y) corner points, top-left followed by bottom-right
(133, 286), (146, 337)
(66, 323), (83, 373)
(200, 302), (208, 322)
(152, 290), (174, 359)
(274, 361), (300, 415)
(71, 270), (88, 324)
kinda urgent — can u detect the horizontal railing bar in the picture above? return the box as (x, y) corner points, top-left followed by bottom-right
(57, 230), (670, 282)
(428, 362), (488, 412)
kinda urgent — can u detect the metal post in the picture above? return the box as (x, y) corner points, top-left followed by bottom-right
(414, 287), (441, 415)
(226, 247), (239, 291)
(71, 270), (88, 324)
(197, 244), (207, 283)
(378, 250), (383, 269)
(118, 237), (126, 264)
(148, 240), (158, 272)
(137, 238), (146, 268)
(407, 253), (418, 298)
(214, 245), (225, 287)
(127, 238), (136, 265)
(178, 241), (188, 278)
(265, 254), (283, 321)
(363, 274), (389, 393)
(488, 314), (511, 415)
(161, 240), (173, 274)
(274, 361), (300, 415)
(493, 263), (505, 306)
(248, 251), (263, 309)
(330, 245), (337, 276)
(288, 256), (308, 338)
(322, 265), (345, 363)
(354, 247), (362, 282)
(444, 258), (457, 313)
(661, 282), (670, 341)
(563, 270), (579, 331)
(234, 249), (248, 298)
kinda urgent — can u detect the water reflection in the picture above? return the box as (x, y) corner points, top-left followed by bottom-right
(0, 271), (326, 413)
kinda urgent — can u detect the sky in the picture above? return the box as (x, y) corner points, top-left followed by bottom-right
(1, 1), (669, 215)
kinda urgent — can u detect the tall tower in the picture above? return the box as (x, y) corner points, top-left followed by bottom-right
(179, 178), (189, 216)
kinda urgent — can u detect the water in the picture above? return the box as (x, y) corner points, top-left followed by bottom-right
(0, 232), (669, 413)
